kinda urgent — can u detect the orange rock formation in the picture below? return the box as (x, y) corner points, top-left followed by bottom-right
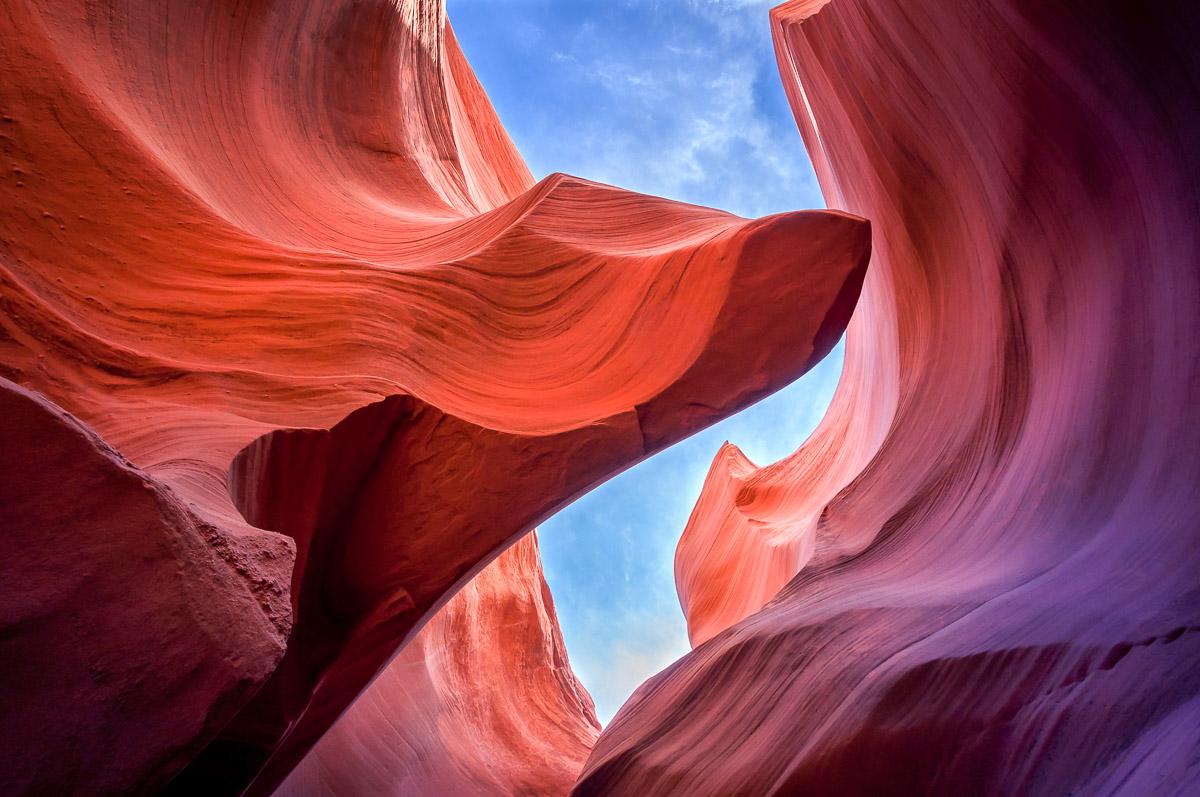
(0, 0), (867, 793)
(580, 0), (1200, 794)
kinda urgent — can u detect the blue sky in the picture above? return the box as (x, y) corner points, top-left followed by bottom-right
(450, 0), (838, 723)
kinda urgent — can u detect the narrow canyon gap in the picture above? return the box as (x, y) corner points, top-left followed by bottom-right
(446, 0), (843, 727)
(1, 0), (1197, 795)
(0, 0), (866, 795)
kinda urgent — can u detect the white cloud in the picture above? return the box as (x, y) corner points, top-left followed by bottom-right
(494, 1), (822, 218)
(452, 0), (835, 726)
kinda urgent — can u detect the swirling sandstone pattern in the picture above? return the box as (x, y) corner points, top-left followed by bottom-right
(276, 533), (599, 797)
(0, 0), (868, 794)
(580, 0), (1200, 795)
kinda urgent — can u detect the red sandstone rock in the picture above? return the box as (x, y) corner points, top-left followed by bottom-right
(675, 442), (813, 647)
(578, 1), (1200, 795)
(0, 378), (291, 796)
(0, 0), (868, 793)
(276, 533), (598, 797)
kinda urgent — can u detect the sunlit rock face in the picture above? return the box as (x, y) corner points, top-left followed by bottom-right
(276, 533), (599, 797)
(675, 442), (815, 648)
(0, 0), (867, 793)
(580, 0), (1200, 795)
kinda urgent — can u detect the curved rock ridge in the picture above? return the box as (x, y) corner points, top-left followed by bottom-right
(276, 532), (599, 797)
(0, 0), (869, 793)
(579, 0), (1200, 795)
(674, 441), (816, 648)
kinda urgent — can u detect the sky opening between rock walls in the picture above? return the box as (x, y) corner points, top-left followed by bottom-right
(450, 0), (837, 724)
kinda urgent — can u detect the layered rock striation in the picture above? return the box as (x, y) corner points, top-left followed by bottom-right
(276, 533), (599, 797)
(0, 0), (868, 794)
(581, 1), (1200, 795)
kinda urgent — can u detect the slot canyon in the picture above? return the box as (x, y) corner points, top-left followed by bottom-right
(1, 0), (1197, 795)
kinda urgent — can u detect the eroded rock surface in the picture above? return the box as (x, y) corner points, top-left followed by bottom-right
(581, 1), (1200, 795)
(277, 533), (598, 797)
(0, 0), (867, 793)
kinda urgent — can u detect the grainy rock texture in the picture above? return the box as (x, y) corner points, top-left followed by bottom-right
(582, 1), (1200, 795)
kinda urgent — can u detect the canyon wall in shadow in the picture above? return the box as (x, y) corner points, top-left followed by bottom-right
(276, 532), (599, 797)
(7, 0), (1194, 794)
(580, 0), (1200, 794)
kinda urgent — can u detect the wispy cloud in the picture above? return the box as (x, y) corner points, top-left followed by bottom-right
(452, 0), (821, 219)
(449, 0), (836, 726)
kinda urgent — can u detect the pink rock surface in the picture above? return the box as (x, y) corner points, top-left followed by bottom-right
(277, 533), (598, 797)
(580, 1), (1200, 794)
(0, 0), (867, 793)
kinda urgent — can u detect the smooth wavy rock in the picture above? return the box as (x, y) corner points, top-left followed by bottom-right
(276, 532), (598, 797)
(579, 0), (1200, 795)
(0, 0), (869, 793)
(674, 442), (815, 648)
